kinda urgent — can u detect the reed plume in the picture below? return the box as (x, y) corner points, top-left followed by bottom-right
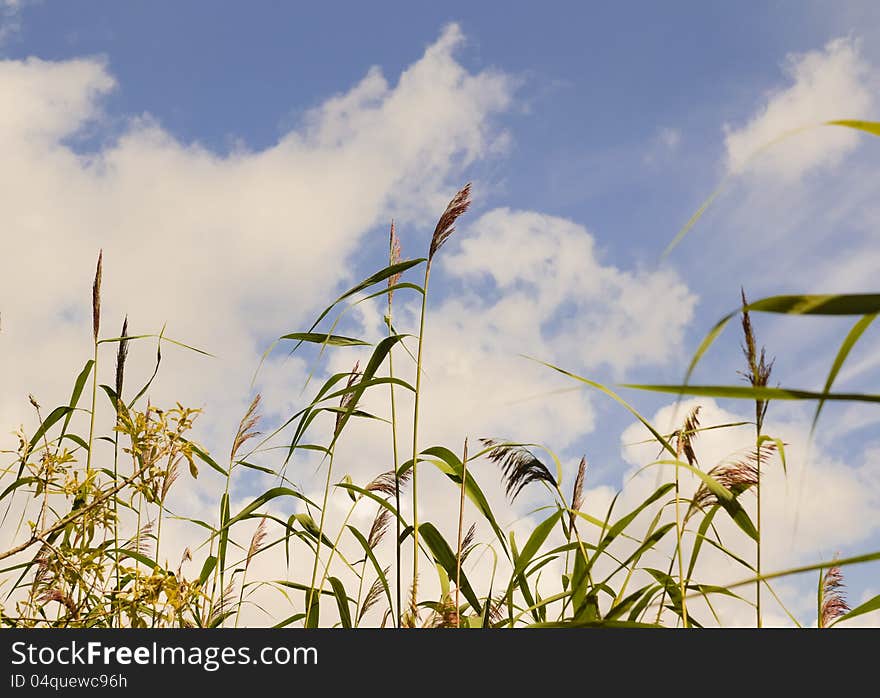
(367, 508), (391, 550)
(429, 183), (471, 260)
(232, 394), (262, 462)
(92, 250), (102, 342)
(358, 570), (390, 624)
(819, 562), (849, 628)
(570, 456), (587, 532)
(115, 316), (129, 409)
(480, 439), (557, 501)
(366, 467), (411, 497)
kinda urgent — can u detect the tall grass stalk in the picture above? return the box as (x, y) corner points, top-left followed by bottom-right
(386, 221), (403, 627)
(454, 438), (468, 628)
(306, 365), (358, 626)
(740, 290), (772, 628)
(410, 184), (471, 621)
(80, 250), (102, 613)
(207, 394), (260, 626)
(234, 518), (267, 628)
(111, 316), (129, 628)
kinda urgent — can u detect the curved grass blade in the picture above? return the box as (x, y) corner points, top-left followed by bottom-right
(419, 522), (482, 614)
(279, 332), (370, 347)
(831, 593), (880, 627)
(527, 357), (677, 457)
(623, 383), (880, 405)
(812, 313), (877, 433)
(662, 120), (880, 257)
(328, 577), (353, 628)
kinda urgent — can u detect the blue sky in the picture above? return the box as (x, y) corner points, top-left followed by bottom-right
(1, 2), (879, 625)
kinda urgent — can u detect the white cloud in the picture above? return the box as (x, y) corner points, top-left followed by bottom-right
(724, 37), (874, 180)
(0, 23), (512, 456)
(443, 208), (696, 376)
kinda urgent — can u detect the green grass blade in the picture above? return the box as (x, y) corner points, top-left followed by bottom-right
(831, 593), (880, 626)
(419, 522), (482, 614)
(527, 356), (677, 457)
(812, 313), (877, 433)
(328, 577), (353, 628)
(279, 332), (371, 347)
(623, 383), (880, 405)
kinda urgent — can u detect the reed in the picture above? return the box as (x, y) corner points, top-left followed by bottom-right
(3, 162), (880, 630)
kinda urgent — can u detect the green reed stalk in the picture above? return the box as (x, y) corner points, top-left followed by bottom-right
(234, 518), (267, 628)
(207, 460), (234, 625)
(387, 221), (402, 627)
(741, 290), (771, 629)
(315, 496), (360, 604)
(674, 453), (688, 628)
(305, 448), (340, 626)
(111, 316), (128, 628)
(409, 262), (431, 620)
(206, 395), (259, 626)
(558, 456), (588, 619)
(353, 542), (369, 625)
(454, 439), (468, 628)
(410, 183), (471, 623)
(79, 251), (102, 615)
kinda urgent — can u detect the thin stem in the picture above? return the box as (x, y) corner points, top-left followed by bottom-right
(206, 438), (238, 625)
(78, 341), (99, 614)
(410, 262), (432, 621)
(315, 496), (359, 609)
(674, 456), (689, 628)
(454, 438), (468, 628)
(554, 484), (592, 620)
(112, 413), (121, 628)
(353, 542), (370, 627)
(387, 303), (402, 628)
(756, 437), (762, 628)
(305, 448), (336, 626)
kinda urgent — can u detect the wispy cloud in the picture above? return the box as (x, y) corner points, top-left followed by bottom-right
(724, 37), (874, 180)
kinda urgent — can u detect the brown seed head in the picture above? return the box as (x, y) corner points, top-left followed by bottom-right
(92, 250), (103, 342)
(429, 183), (471, 261)
(115, 315), (129, 410)
(570, 455), (587, 531)
(231, 394), (262, 462)
(246, 517), (268, 571)
(820, 562), (849, 628)
(480, 438), (557, 501)
(388, 220), (402, 302)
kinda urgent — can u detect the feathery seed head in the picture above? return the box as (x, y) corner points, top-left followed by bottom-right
(429, 183), (471, 261)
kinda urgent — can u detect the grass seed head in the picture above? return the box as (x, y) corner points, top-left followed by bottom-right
(429, 183), (471, 261)
(92, 250), (103, 342)
(820, 562), (849, 628)
(481, 438), (557, 502)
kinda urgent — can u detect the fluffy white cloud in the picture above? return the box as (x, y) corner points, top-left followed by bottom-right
(443, 208), (696, 376)
(724, 37), (874, 180)
(0, 23), (512, 457)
